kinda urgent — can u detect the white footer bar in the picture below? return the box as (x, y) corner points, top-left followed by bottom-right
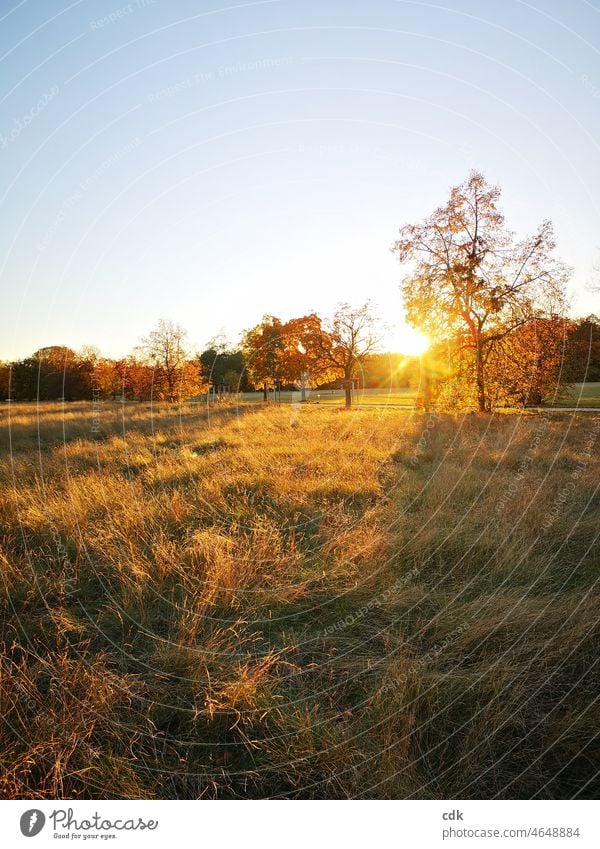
(1, 800), (597, 848)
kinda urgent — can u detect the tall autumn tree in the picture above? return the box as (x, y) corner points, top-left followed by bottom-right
(241, 316), (286, 399)
(139, 319), (204, 402)
(487, 315), (576, 407)
(312, 303), (380, 407)
(392, 171), (570, 411)
(93, 358), (124, 399)
(280, 313), (334, 400)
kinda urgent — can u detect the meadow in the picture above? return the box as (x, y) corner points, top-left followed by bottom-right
(235, 382), (600, 408)
(0, 400), (598, 799)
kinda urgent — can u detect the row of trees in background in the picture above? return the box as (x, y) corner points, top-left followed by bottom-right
(0, 307), (388, 408)
(0, 309), (597, 409)
(0, 322), (207, 405)
(1, 172), (598, 410)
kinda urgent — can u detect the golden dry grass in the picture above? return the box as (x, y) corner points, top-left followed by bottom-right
(0, 400), (598, 798)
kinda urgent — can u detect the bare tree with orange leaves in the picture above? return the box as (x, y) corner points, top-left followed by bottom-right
(139, 319), (205, 402)
(312, 303), (380, 408)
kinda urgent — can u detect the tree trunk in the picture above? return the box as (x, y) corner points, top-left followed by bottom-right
(344, 378), (352, 409)
(475, 340), (486, 412)
(421, 351), (431, 412)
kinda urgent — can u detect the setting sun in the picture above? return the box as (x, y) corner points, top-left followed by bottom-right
(385, 325), (430, 356)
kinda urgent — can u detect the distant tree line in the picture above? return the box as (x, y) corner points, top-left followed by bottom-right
(2, 171), (599, 410)
(0, 308), (401, 408)
(0, 311), (598, 409)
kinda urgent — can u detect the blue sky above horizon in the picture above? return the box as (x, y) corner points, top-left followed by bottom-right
(1, 0), (599, 359)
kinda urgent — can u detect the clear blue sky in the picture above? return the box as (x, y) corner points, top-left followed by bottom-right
(1, 0), (599, 358)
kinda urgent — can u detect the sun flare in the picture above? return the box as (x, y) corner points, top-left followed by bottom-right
(385, 326), (430, 357)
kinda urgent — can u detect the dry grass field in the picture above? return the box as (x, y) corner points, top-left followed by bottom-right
(0, 400), (598, 799)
